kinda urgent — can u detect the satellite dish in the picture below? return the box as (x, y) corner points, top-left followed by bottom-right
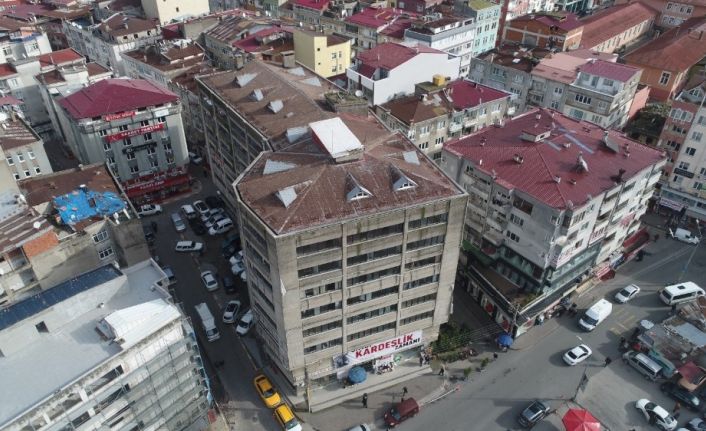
(33, 221), (42, 230)
(354, 90), (363, 97)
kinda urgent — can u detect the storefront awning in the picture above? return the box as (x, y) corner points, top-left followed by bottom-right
(125, 173), (190, 198)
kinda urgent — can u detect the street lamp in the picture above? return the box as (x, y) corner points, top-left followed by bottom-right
(677, 220), (701, 282)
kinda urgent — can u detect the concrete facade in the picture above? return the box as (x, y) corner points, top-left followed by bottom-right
(141, 0), (210, 24)
(0, 116), (52, 182)
(0, 31), (51, 66)
(463, 0), (501, 57)
(404, 14), (477, 76)
(292, 28), (352, 78)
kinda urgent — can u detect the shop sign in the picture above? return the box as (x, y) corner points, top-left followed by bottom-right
(122, 141), (156, 154)
(674, 168), (694, 179)
(104, 111), (135, 121)
(660, 197), (684, 211)
(335, 331), (423, 366)
(105, 123), (164, 143)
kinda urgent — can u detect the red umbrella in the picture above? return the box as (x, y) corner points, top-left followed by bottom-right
(562, 408), (601, 431)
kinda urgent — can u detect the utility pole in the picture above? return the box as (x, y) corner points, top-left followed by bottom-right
(572, 366), (589, 401)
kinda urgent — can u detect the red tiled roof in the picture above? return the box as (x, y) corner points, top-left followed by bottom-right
(347, 7), (410, 28)
(379, 18), (413, 38)
(578, 60), (640, 83)
(624, 16), (706, 73)
(162, 24), (181, 40)
(444, 108), (665, 209)
(233, 26), (292, 50)
(3, 3), (51, 21)
(38, 48), (84, 68)
(357, 43), (445, 71)
(513, 12), (583, 32)
(579, 2), (658, 50)
(293, 0), (330, 10)
(58, 78), (178, 120)
(446, 80), (510, 110)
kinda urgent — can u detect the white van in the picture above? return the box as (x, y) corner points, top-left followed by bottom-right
(170, 212), (186, 232)
(669, 227), (700, 245)
(195, 303), (220, 342)
(209, 218), (233, 235)
(181, 204), (197, 220)
(578, 299), (612, 331)
(659, 282), (705, 305)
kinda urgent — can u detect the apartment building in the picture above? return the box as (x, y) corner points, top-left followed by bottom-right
(0, 113), (51, 181)
(327, 7), (414, 53)
(529, 51), (642, 128)
(441, 108), (665, 336)
(503, 12), (583, 51)
(121, 39), (207, 88)
(614, 0), (706, 27)
(346, 42), (461, 106)
(292, 0), (331, 24)
(63, 14), (161, 75)
(657, 76), (706, 221)
(293, 28), (352, 78)
(469, 45), (552, 113)
(196, 60), (336, 209)
(624, 16), (706, 101)
(234, 114), (466, 409)
(403, 14), (476, 76)
(202, 15), (269, 69)
(463, 0), (501, 56)
(233, 26), (294, 58)
(578, 2), (657, 53)
(391, 0), (444, 13)
(0, 163), (149, 306)
(56, 79), (190, 204)
(0, 3), (92, 51)
(0, 260), (211, 431)
(0, 25), (51, 64)
(376, 78), (511, 160)
(141, 0), (210, 24)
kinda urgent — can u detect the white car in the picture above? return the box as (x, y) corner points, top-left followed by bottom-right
(231, 261), (245, 275)
(635, 399), (678, 431)
(236, 309), (253, 335)
(201, 271), (219, 291)
(563, 344), (592, 366)
(205, 214), (226, 229)
(201, 208), (224, 223)
(193, 200), (209, 216)
(222, 300), (241, 324)
(137, 204), (162, 216)
(175, 241), (203, 253)
(615, 284), (641, 303)
(240, 271), (247, 283)
(188, 151), (203, 165)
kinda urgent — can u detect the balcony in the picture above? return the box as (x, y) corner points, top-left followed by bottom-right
(449, 122), (462, 133)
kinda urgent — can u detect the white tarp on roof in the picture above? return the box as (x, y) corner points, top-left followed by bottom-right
(101, 299), (180, 348)
(310, 117), (362, 159)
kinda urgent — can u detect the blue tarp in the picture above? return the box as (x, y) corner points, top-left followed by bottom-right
(53, 189), (125, 225)
(348, 366), (367, 384)
(498, 333), (514, 347)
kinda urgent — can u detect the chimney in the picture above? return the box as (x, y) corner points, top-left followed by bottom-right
(553, 175), (561, 183)
(513, 154), (524, 164)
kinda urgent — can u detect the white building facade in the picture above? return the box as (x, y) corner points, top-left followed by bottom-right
(404, 15), (476, 76)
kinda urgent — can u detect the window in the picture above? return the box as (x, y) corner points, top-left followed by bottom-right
(16, 153), (24, 162)
(512, 197), (533, 214)
(692, 131), (703, 142)
(23, 170), (30, 177)
(659, 71), (671, 85)
(118, 125), (128, 131)
(297, 238), (341, 255)
(129, 165), (139, 173)
(140, 120), (149, 126)
(298, 260), (342, 278)
(598, 101), (608, 110)
(124, 138), (132, 146)
(93, 229), (109, 243)
(401, 311), (434, 325)
(686, 147), (697, 156)
(694, 182), (704, 190)
(408, 213), (448, 229)
(6, 155), (12, 165)
(158, 116), (166, 123)
(673, 175), (683, 184)
(419, 142), (429, 150)
(506, 231), (520, 242)
(603, 79), (614, 87)
(347, 322), (396, 341)
(303, 320), (342, 337)
(553, 87), (563, 95)
(347, 304), (397, 324)
(27, 150), (35, 159)
(143, 132), (152, 141)
(406, 235), (444, 250)
(575, 94), (592, 105)
(509, 213), (524, 226)
(99, 129), (108, 137)
(402, 293), (436, 308)
(35, 322), (48, 333)
(149, 159), (158, 168)
(678, 161), (691, 170)
(146, 146), (156, 154)
(98, 246), (114, 259)
(13, 172), (19, 180)
(103, 142), (111, 151)
(34, 166), (40, 174)
(434, 136), (444, 145)
(126, 152), (135, 160)
(403, 274), (439, 290)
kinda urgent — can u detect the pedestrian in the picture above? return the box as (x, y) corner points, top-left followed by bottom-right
(673, 401), (681, 413)
(493, 352), (499, 360)
(604, 356), (612, 367)
(419, 355), (424, 367)
(671, 304), (677, 314)
(619, 336), (626, 346)
(438, 365), (445, 376)
(402, 386), (408, 400)
(203, 168), (208, 178)
(362, 393), (368, 408)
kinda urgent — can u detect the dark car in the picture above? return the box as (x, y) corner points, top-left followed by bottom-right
(661, 382), (701, 411)
(383, 398), (419, 428)
(223, 276), (237, 294)
(517, 400), (551, 428)
(189, 218), (207, 235)
(206, 195), (225, 209)
(143, 226), (156, 245)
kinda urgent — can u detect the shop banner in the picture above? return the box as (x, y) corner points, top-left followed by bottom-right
(104, 111), (135, 121)
(334, 330), (423, 366)
(105, 123), (164, 143)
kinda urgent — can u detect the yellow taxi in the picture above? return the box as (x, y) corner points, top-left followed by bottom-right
(274, 404), (302, 431)
(253, 374), (281, 408)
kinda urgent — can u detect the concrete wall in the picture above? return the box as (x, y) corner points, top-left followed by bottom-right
(293, 30), (351, 78)
(141, 0), (209, 24)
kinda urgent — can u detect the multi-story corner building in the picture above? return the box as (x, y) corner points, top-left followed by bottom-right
(0, 259), (211, 431)
(0, 3), (92, 51)
(656, 76), (706, 221)
(63, 14), (161, 75)
(196, 60), (336, 209)
(202, 15), (269, 69)
(56, 79), (190, 204)
(578, 2), (657, 53)
(0, 113), (51, 181)
(503, 12), (584, 51)
(624, 16), (706, 102)
(404, 14), (476, 76)
(376, 78), (511, 160)
(529, 50), (642, 128)
(292, 0), (331, 24)
(614, 0), (706, 28)
(346, 42), (461, 106)
(141, 0), (210, 24)
(293, 28), (352, 78)
(327, 7), (414, 53)
(0, 163), (149, 306)
(441, 108), (665, 336)
(121, 39), (207, 89)
(0, 25), (51, 64)
(234, 114), (467, 410)
(461, 0), (501, 57)
(469, 44), (552, 113)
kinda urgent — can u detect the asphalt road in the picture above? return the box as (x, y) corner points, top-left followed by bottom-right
(401, 237), (706, 431)
(143, 177), (278, 431)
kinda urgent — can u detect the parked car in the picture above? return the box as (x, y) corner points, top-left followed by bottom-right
(661, 382), (701, 411)
(206, 195), (225, 209)
(189, 218), (207, 236)
(273, 404), (301, 431)
(383, 398), (419, 428)
(201, 208), (224, 223)
(679, 365), (706, 392)
(687, 418), (706, 431)
(221, 232), (240, 251)
(563, 344), (592, 366)
(223, 276), (237, 294)
(615, 284), (641, 303)
(231, 261), (245, 276)
(175, 241), (203, 253)
(254, 374), (281, 408)
(223, 243), (240, 259)
(205, 214), (225, 229)
(201, 271), (219, 291)
(517, 400), (551, 428)
(193, 200), (209, 216)
(180, 204), (197, 220)
(171, 213), (186, 232)
(635, 399), (678, 431)
(209, 218), (233, 235)
(222, 300), (241, 324)
(240, 271), (247, 283)
(137, 204), (162, 216)
(236, 309), (253, 335)
(143, 225), (155, 245)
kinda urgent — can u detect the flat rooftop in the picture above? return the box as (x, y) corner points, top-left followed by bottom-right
(0, 260), (174, 427)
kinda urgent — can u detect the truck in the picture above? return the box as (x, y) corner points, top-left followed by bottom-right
(195, 303), (220, 342)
